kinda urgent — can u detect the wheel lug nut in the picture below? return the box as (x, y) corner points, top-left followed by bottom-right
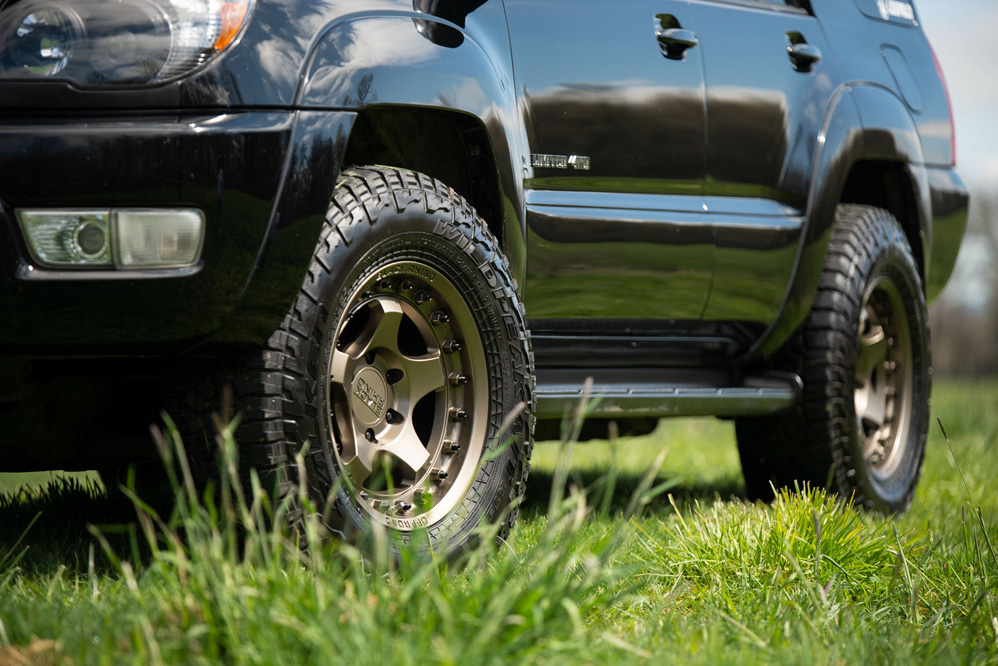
(415, 291), (432, 304)
(431, 469), (449, 483)
(448, 372), (468, 386)
(364, 352), (376, 364)
(360, 290), (373, 299)
(384, 409), (403, 424)
(449, 408), (467, 421)
(430, 311), (450, 326)
(386, 368), (404, 385)
(445, 440), (461, 453)
(365, 428), (376, 442)
(443, 340), (462, 353)
(378, 279), (393, 290)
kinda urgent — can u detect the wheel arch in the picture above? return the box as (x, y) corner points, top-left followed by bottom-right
(341, 106), (506, 258)
(752, 84), (932, 356)
(296, 9), (528, 282)
(840, 160), (926, 285)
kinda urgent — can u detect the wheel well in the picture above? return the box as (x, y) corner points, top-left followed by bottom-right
(341, 106), (504, 243)
(839, 161), (925, 282)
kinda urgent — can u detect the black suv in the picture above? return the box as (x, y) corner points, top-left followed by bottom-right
(0, 0), (968, 553)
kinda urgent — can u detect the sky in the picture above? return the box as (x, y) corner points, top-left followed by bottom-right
(916, 0), (998, 190)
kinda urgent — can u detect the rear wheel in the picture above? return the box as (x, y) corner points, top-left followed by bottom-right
(736, 205), (930, 513)
(234, 167), (534, 554)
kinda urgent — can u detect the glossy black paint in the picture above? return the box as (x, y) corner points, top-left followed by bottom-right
(0, 0), (970, 467)
(0, 111), (297, 351)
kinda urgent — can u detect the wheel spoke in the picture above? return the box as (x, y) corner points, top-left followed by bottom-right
(856, 325), (887, 385)
(386, 422), (431, 473)
(401, 351), (445, 401)
(355, 298), (406, 358)
(342, 446), (376, 487)
(861, 390), (887, 433)
(329, 348), (353, 385)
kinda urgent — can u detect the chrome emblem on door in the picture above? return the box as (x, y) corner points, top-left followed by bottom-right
(531, 154), (591, 170)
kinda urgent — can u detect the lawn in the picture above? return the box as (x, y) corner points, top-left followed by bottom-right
(0, 379), (995, 665)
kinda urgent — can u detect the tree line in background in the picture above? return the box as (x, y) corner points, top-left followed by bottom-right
(930, 185), (998, 376)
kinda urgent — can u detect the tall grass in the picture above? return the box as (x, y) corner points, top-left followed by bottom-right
(0, 380), (996, 664)
(1, 406), (658, 665)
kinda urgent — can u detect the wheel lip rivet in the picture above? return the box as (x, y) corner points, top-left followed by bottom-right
(399, 280), (414, 291)
(449, 407), (467, 421)
(443, 339), (462, 353)
(448, 372), (468, 386)
(415, 290), (433, 305)
(378, 278), (393, 290)
(430, 311), (450, 326)
(431, 469), (449, 483)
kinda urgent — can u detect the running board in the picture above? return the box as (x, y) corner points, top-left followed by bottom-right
(534, 368), (801, 420)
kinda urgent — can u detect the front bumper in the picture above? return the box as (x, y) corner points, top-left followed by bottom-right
(0, 110), (313, 354)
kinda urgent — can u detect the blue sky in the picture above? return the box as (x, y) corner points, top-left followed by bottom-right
(917, 0), (998, 188)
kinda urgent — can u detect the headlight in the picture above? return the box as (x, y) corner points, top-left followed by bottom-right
(0, 0), (252, 85)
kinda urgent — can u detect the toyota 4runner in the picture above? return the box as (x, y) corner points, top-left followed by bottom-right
(0, 0), (968, 554)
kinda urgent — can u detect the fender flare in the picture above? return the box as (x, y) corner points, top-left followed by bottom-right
(753, 84), (931, 356)
(296, 9), (528, 279)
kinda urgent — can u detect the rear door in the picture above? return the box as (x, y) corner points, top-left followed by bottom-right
(505, 0), (711, 323)
(689, 0), (843, 323)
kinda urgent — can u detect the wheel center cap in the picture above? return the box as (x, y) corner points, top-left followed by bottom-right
(351, 367), (390, 428)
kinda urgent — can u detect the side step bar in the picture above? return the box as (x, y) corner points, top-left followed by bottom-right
(534, 368), (802, 420)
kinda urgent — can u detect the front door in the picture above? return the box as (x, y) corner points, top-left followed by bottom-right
(505, 0), (711, 322)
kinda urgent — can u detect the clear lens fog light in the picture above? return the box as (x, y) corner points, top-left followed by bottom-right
(16, 210), (111, 266)
(113, 209), (204, 268)
(16, 207), (204, 270)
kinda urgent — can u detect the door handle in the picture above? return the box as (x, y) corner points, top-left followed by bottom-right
(656, 26), (698, 60)
(787, 42), (822, 72)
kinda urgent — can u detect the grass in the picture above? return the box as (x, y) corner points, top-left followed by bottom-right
(0, 379), (996, 664)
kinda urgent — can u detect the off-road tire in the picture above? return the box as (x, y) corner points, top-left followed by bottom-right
(736, 205), (930, 514)
(232, 166), (534, 554)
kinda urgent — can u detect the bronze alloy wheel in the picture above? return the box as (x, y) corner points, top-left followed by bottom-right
(735, 205), (929, 514)
(854, 277), (914, 481)
(327, 262), (490, 530)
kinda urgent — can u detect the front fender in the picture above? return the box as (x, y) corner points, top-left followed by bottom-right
(297, 7), (528, 278)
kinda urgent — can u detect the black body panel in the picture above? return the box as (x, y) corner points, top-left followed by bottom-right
(0, 0), (970, 468)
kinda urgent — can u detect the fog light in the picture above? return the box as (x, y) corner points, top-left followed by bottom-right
(113, 209), (204, 268)
(16, 210), (111, 266)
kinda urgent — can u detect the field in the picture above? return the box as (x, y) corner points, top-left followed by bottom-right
(0, 379), (995, 665)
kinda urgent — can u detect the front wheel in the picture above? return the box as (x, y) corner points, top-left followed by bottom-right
(235, 167), (534, 555)
(736, 205), (930, 514)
